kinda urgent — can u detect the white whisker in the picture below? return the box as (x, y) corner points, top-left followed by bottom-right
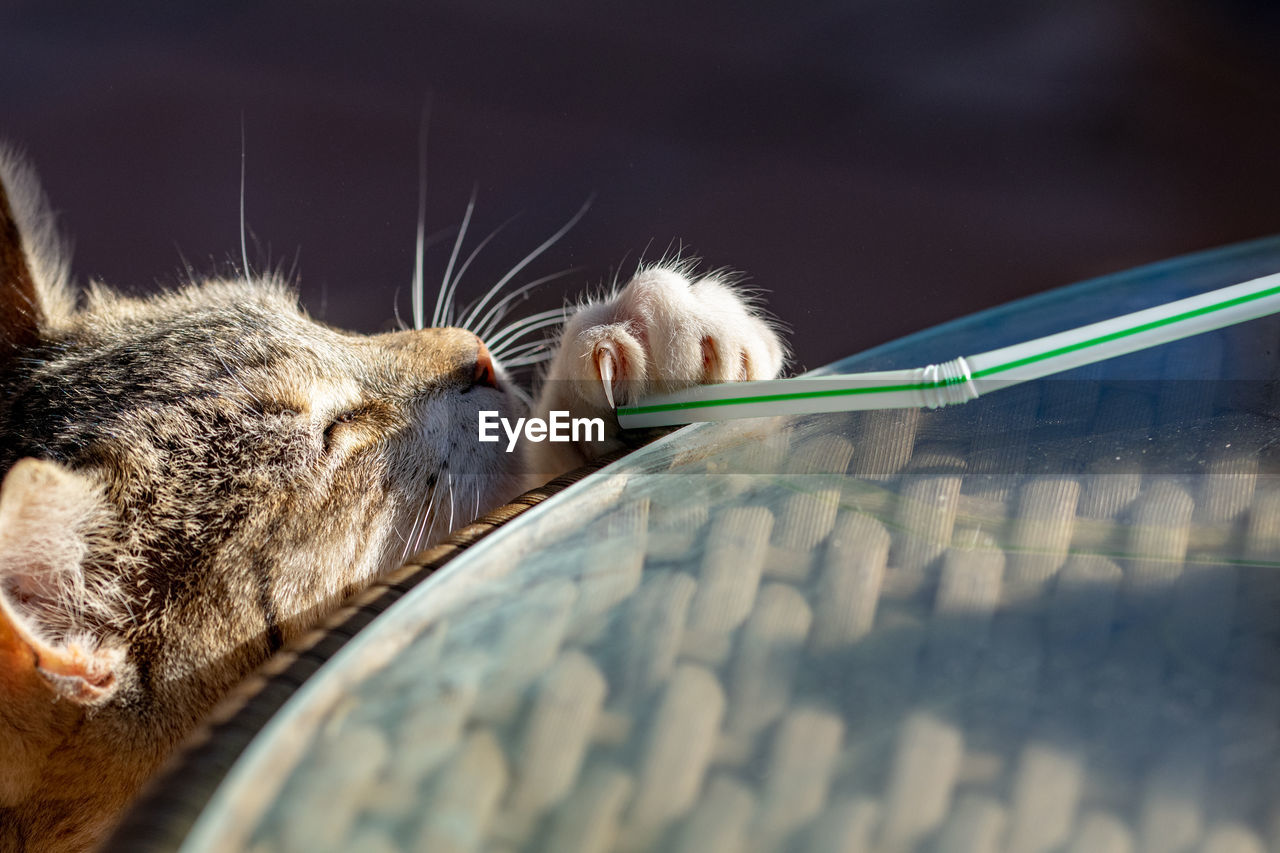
(437, 186), (477, 328)
(410, 486), (437, 563)
(422, 507), (441, 550)
(420, 480), (441, 551)
(488, 311), (569, 355)
(397, 527), (409, 567)
(424, 474), (448, 550)
(407, 506), (425, 561)
(501, 352), (559, 369)
(413, 97), (432, 331)
(411, 478), (444, 558)
(467, 267), (581, 339)
(391, 286), (409, 331)
(398, 497), (419, 564)
(493, 338), (554, 361)
(454, 256), (534, 336)
(458, 196), (592, 341)
(488, 306), (570, 343)
(446, 472), (456, 534)
(488, 307), (569, 343)
(239, 118), (251, 281)
(412, 228), (425, 329)
(445, 213), (521, 323)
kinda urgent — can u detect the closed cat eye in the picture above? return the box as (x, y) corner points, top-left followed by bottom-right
(322, 413), (355, 449)
(322, 405), (377, 451)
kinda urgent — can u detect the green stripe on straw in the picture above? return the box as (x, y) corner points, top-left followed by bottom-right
(971, 279), (1280, 378)
(619, 380), (935, 417)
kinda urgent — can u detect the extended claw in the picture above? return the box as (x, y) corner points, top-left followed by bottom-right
(596, 346), (617, 410)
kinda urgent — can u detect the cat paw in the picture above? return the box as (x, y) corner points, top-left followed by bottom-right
(547, 266), (787, 417)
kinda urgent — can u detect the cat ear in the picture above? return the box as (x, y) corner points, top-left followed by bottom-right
(0, 165), (43, 361)
(0, 458), (124, 705)
(0, 459), (126, 806)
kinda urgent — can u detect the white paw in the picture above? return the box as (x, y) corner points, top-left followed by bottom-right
(547, 266), (787, 416)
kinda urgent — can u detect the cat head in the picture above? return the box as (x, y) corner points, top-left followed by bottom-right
(0, 149), (525, 846)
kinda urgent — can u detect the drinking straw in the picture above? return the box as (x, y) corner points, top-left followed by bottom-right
(615, 270), (1280, 429)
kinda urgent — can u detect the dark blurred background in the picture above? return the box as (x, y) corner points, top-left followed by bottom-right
(4, 1), (1280, 372)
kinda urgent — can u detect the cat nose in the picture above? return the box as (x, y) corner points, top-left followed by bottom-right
(473, 341), (499, 389)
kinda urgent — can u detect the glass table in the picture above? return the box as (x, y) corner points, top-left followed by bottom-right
(132, 237), (1280, 853)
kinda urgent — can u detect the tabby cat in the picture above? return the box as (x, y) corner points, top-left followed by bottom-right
(0, 149), (786, 851)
